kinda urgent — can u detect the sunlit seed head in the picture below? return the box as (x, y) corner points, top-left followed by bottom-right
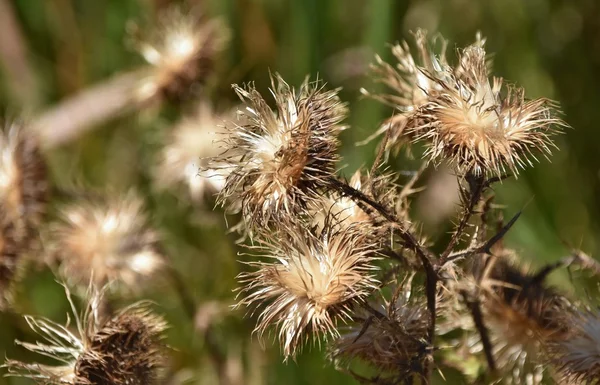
(212, 74), (347, 233)
(52, 193), (165, 292)
(4, 283), (167, 385)
(133, 6), (229, 102)
(414, 44), (565, 176)
(236, 222), (379, 359)
(156, 102), (229, 201)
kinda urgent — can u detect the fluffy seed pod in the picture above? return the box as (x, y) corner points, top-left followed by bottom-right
(156, 102), (228, 201)
(548, 309), (600, 384)
(0, 121), (48, 307)
(236, 221), (379, 359)
(52, 193), (165, 292)
(213, 74), (347, 233)
(362, 29), (451, 149)
(413, 43), (565, 176)
(331, 276), (429, 381)
(134, 6), (229, 103)
(5, 284), (167, 385)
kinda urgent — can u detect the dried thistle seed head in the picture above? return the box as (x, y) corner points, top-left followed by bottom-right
(548, 309), (600, 384)
(470, 255), (571, 383)
(4, 284), (167, 385)
(362, 30), (451, 149)
(156, 102), (228, 201)
(0, 121), (49, 241)
(414, 43), (565, 176)
(134, 6), (229, 102)
(213, 74), (347, 232)
(52, 193), (165, 291)
(0, 121), (48, 308)
(331, 277), (429, 377)
(236, 222), (379, 359)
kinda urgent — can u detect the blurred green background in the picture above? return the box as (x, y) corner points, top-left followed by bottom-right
(0, 0), (599, 384)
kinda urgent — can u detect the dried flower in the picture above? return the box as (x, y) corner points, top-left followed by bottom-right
(0, 121), (48, 307)
(331, 276), (429, 380)
(156, 102), (228, 201)
(236, 222), (379, 359)
(414, 43), (564, 176)
(4, 284), (167, 385)
(134, 6), (229, 102)
(549, 309), (600, 384)
(52, 193), (165, 291)
(213, 74), (347, 232)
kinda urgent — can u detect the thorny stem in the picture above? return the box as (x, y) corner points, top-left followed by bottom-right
(328, 176), (438, 384)
(440, 172), (487, 264)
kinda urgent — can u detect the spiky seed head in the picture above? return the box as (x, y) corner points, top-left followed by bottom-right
(0, 121), (48, 308)
(134, 6), (229, 102)
(470, 255), (571, 383)
(361, 29), (451, 149)
(236, 222), (379, 359)
(548, 309), (600, 384)
(213, 74), (347, 233)
(156, 102), (228, 201)
(52, 193), (165, 291)
(413, 43), (565, 176)
(4, 284), (167, 385)
(331, 277), (429, 377)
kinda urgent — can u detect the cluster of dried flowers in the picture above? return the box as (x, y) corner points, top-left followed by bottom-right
(1, 3), (599, 385)
(206, 31), (600, 385)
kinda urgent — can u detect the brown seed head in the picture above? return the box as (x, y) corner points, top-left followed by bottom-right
(470, 255), (571, 383)
(52, 193), (165, 291)
(4, 284), (167, 385)
(236, 222), (379, 359)
(134, 6), (229, 102)
(0, 121), (48, 308)
(214, 74), (347, 233)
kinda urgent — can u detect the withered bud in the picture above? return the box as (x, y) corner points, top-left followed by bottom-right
(4, 284), (167, 385)
(52, 192), (165, 292)
(212, 74), (347, 234)
(133, 6), (229, 103)
(236, 220), (379, 359)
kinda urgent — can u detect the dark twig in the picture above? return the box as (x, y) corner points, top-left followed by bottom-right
(463, 291), (497, 372)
